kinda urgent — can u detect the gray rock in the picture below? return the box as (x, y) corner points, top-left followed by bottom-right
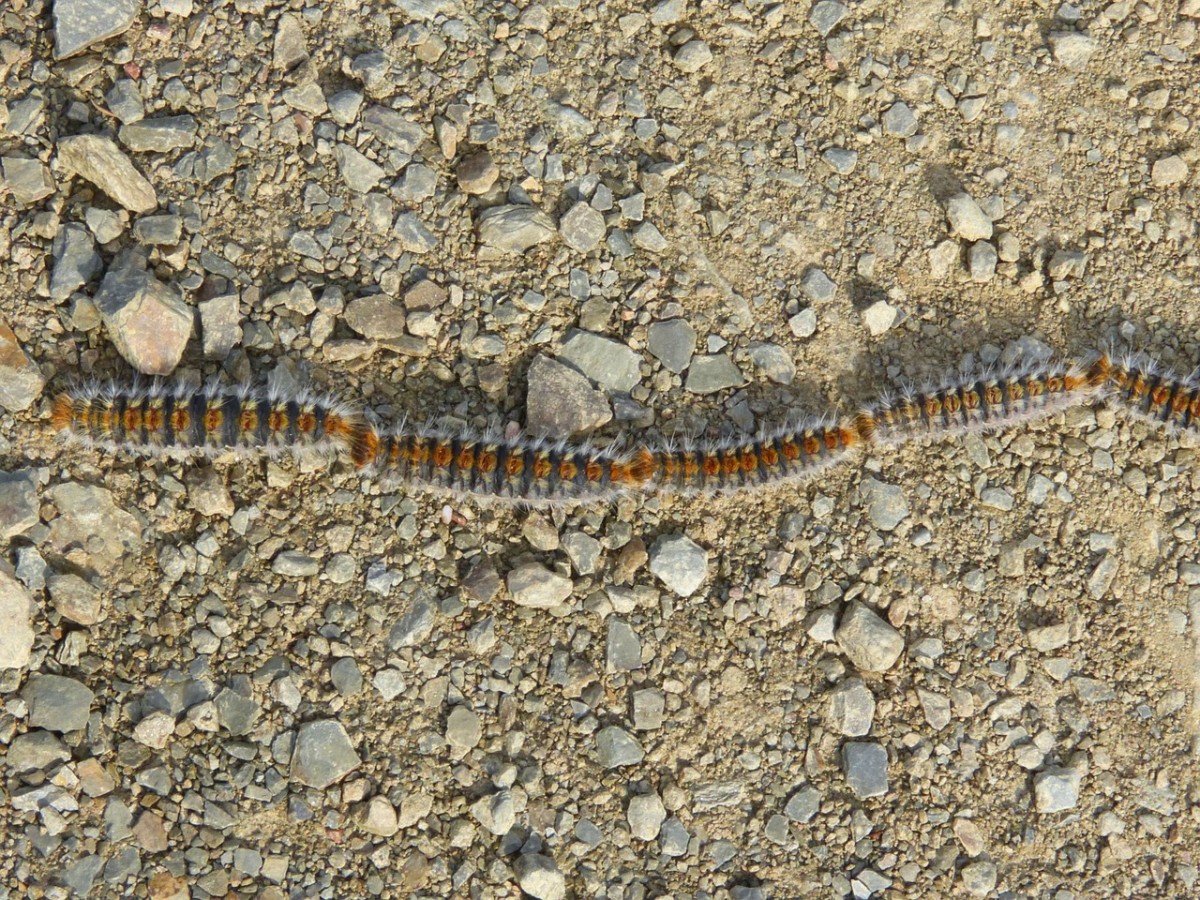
(606, 619), (642, 672)
(862, 299), (898, 336)
(784, 785), (821, 823)
(50, 223), (101, 301)
(8, 730), (71, 773)
(559, 331), (642, 393)
(363, 106), (424, 153)
(647, 319), (696, 374)
(291, 719), (361, 789)
(57, 135), (157, 213)
(809, 0), (848, 35)
(397, 163), (437, 203)
(836, 601), (904, 673)
(789, 308), (818, 338)
(335, 144), (384, 193)
(193, 138), (236, 184)
(559, 202), (607, 252)
(392, 212), (438, 254)
(358, 796), (398, 837)
(84, 206), (125, 243)
(660, 817), (690, 856)
(1151, 154), (1189, 187)
(282, 83), (327, 115)
(471, 789), (516, 835)
(272, 13), (309, 71)
(215, 687), (260, 735)
(0, 469), (39, 539)
(46, 482), (141, 577)
(119, 116), (198, 153)
(24, 674), (94, 733)
(649, 534), (708, 597)
(822, 146), (858, 174)
(801, 267), (837, 302)
(882, 101), (919, 137)
(48, 573), (103, 626)
(372, 669), (406, 701)
(596, 725), (644, 768)
(388, 599), (435, 647)
(1, 156), (56, 205)
(7, 94), (44, 136)
(945, 192), (993, 241)
(917, 688), (952, 730)
(961, 860), (998, 897)
(1033, 766), (1081, 813)
(862, 477), (908, 531)
(748, 342), (796, 385)
(826, 678), (875, 737)
(477, 204), (558, 253)
(513, 854), (566, 900)
(344, 294), (406, 339)
(199, 293), (240, 358)
(105, 79), (144, 124)
(507, 563), (572, 609)
(1047, 249), (1087, 279)
(93, 264), (191, 375)
(631, 221), (669, 252)
(632, 689), (665, 730)
(685, 354), (744, 394)
(133, 214), (182, 246)
(54, 0), (139, 59)
(61, 856), (104, 897)
(327, 89), (364, 126)
(843, 741), (888, 798)
(330, 658), (362, 695)
(968, 240), (997, 282)
(526, 354), (612, 436)
(1026, 622), (1070, 653)
(456, 151), (499, 194)
(445, 706), (482, 752)
(562, 531), (602, 575)
(350, 50), (390, 93)
(627, 792), (666, 840)
(672, 39), (713, 73)
(1048, 31), (1097, 70)
(0, 568), (35, 669)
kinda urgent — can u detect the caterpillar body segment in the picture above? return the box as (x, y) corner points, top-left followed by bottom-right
(1103, 353), (1200, 432)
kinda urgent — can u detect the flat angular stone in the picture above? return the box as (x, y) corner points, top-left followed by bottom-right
(684, 354), (744, 394)
(94, 264), (192, 375)
(362, 106), (424, 153)
(57, 135), (157, 213)
(119, 116), (198, 153)
(0, 319), (46, 411)
(291, 719), (361, 789)
(649, 534), (708, 598)
(54, 0), (140, 59)
(526, 354), (611, 436)
(477, 204), (558, 253)
(647, 319), (696, 374)
(559, 331), (641, 392)
(1, 157), (56, 205)
(24, 674), (95, 732)
(0, 568), (36, 669)
(507, 563), (572, 609)
(50, 223), (101, 301)
(836, 601), (904, 672)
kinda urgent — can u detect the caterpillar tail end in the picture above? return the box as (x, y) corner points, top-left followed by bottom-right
(50, 394), (77, 434)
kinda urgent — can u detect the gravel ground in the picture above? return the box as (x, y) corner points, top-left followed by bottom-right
(2, 0), (1200, 897)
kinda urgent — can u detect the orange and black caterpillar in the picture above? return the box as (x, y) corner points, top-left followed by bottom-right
(45, 351), (1199, 505)
(50, 382), (361, 457)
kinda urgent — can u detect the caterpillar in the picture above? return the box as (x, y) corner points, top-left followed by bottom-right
(44, 350), (1199, 505)
(49, 381), (361, 457)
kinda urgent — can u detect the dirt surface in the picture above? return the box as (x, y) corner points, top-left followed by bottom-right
(2, 0), (1200, 897)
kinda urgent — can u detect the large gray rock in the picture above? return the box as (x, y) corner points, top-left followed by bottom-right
(93, 264), (192, 375)
(842, 741), (888, 798)
(54, 0), (140, 59)
(0, 568), (35, 669)
(0, 469), (39, 539)
(648, 534), (708, 597)
(507, 563), (572, 609)
(559, 331), (641, 393)
(46, 482), (141, 577)
(0, 320), (45, 412)
(57, 135), (157, 213)
(647, 319), (696, 374)
(477, 204), (557, 254)
(596, 725), (644, 768)
(119, 116), (198, 153)
(291, 719), (361, 789)
(526, 354), (611, 436)
(0, 157), (56, 205)
(24, 674), (95, 732)
(835, 601), (904, 673)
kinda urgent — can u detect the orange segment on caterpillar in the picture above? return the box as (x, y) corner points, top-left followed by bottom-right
(1104, 352), (1200, 432)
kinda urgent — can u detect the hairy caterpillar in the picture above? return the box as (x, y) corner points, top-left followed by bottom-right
(45, 351), (1200, 505)
(50, 381), (361, 457)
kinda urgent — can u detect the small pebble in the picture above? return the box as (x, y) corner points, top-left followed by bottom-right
(836, 601), (904, 673)
(842, 741), (889, 798)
